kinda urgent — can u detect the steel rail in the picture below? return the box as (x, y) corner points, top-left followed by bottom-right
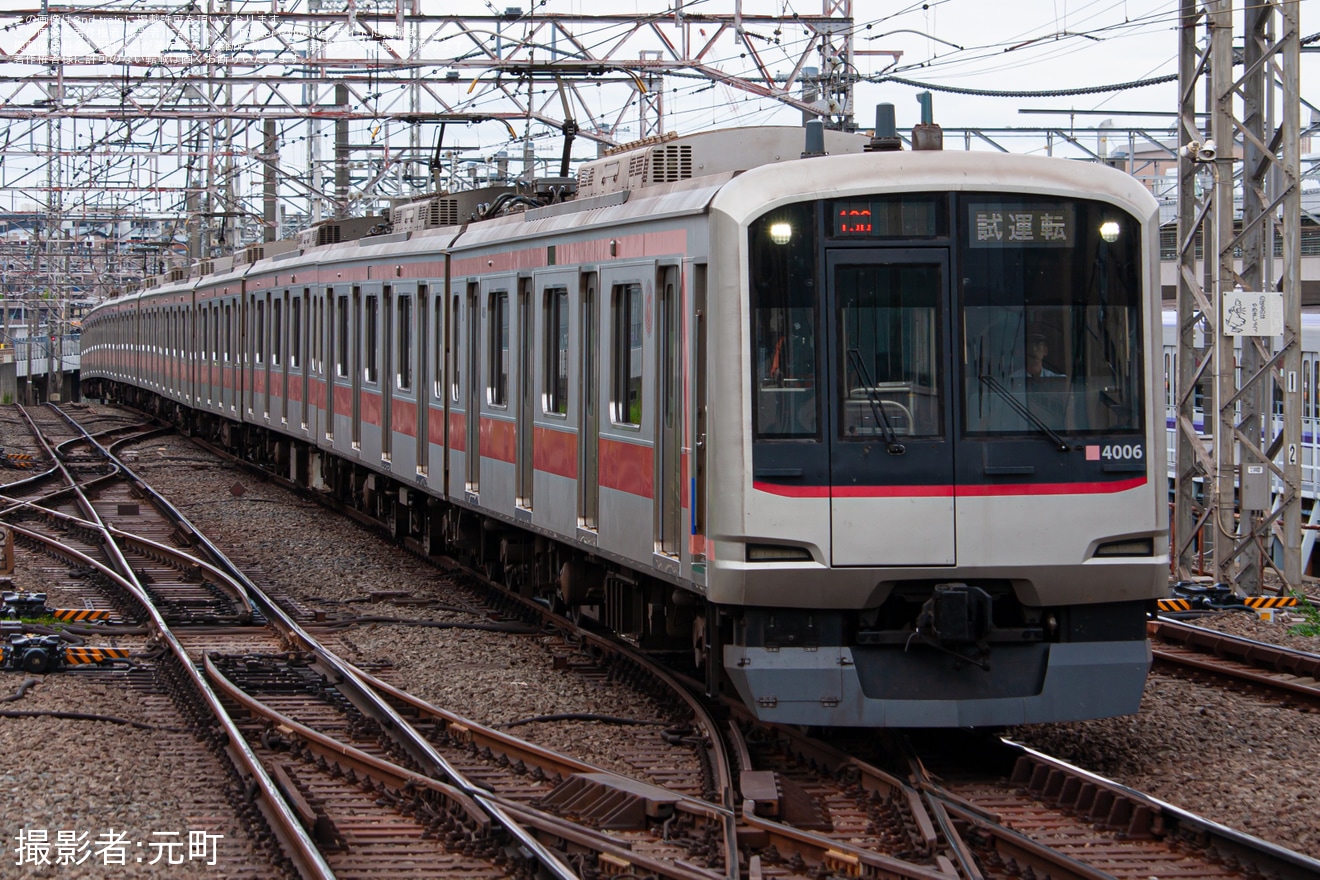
(0, 518), (337, 880)
(69, 412), (580, 880)
(185, 427), (743, 879)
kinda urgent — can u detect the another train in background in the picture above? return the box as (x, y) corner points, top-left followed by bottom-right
(82, 119), (1168, 728)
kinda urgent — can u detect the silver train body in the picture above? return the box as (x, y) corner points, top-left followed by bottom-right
(82, 126), (1169, 728)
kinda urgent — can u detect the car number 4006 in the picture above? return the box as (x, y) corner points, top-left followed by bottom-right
(1101, 444), (1143, 460)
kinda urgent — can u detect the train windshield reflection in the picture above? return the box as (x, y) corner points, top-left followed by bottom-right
(961, 197), (1144, 437)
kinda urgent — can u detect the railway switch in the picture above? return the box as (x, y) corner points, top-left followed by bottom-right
(0, 591), (111, 623)
(1156, 582), (1299, 619)
(2, 633), (131, 673)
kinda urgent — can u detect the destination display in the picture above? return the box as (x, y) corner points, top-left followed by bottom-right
(967, 203), (1074, 248)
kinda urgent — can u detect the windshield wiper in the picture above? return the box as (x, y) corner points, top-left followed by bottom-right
(978, 373), (1072, 452)
(847, 349), (905, 455)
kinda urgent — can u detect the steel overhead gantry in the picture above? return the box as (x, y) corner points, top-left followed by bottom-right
(1174, 0), (1303, 591)
(0, 2), (866, 297)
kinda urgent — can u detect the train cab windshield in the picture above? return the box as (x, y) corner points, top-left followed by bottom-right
(750, 193), (1145, 448)
(960, 199), (1144, 439)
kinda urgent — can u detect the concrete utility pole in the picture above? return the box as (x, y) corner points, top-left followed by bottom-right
(1174, 0), (1303, 590)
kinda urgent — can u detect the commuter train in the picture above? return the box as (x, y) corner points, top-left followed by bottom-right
(81, 120), (1168, 727)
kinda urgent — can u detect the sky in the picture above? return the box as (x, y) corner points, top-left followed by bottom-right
(0, 0), (1312, 225)
(520, 0), (1313, 155)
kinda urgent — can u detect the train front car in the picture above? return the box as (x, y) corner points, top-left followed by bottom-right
(707, 150), (1166, 728)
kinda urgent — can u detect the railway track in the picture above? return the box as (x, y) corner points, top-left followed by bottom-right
(20, 400), (1320, 879)
(1149, 616), (1320, 710)
(896, 731), (1320, 880)
(4, 404), (753, 878)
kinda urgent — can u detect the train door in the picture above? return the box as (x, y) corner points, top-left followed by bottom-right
(328, 289), (341, 441)
(517, 279), (534, 510)
(223, 301), (234, 413)
(380, 285), (394, 462)
(274, 291), (286, 423)
(691, 265), (708, 564)
(415, 284), (429, 477)
(465, 284), (481, 493)
(351, 286), (363, 449)
(656, 265), (681, 557)
(825, 248), (954, 566)
(578, 272), (599, 530)
(259, 293), (270, 417)
(293, 289), (306, 430)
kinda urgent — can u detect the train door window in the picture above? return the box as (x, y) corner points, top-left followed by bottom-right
(224, 305), (232, 362)
(272, 297), (283, 367)
(336, 295), (349, 378)
(544, 287), (569, 415)
(837, 264), (942, 438)
(489, 290), (509, 407)
(365, 293), (379, 384)
(432, 294), (444, 401)
(255, 299), (265, 365)
(309, 296), (319, 372)
(448, 296), (460, 402)
(290, 294), (301, 369)
(611, 282), (643, 426)
(201, 309), (209, 402)
(397, 293), (412, 391)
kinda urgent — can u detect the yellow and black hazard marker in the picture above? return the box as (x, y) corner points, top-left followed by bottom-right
(2, 635), (132, 673)
(50, 608), (113, 623)
(3, 452), (37, 469)
(1157, 598), (1193, 613)
(61, 646), (132, 666)
(1241, 596), (1299, 609)
(2, 592), (112, 624)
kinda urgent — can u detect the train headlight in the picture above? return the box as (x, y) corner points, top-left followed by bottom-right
(768, 223), (793, 245)
(1099, 221), (1121, 243)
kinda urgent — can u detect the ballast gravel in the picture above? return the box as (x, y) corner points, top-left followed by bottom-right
(11, 404), (1320, 865)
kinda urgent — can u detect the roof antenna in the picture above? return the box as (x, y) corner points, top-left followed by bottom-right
(912, 92), (944, 151)
(801, 118), (827, 158)
(866, 104), (902, 152)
